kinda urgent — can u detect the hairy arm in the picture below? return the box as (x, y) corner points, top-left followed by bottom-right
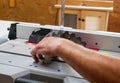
(31, 37), (120, 83)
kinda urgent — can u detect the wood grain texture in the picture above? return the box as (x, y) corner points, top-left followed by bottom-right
(108, 0), (120, 33)
(108, 12), (120, 32)
(114, 0), (120, 14)
(0, 0), (58, 25)
(0, 0), (120, 33)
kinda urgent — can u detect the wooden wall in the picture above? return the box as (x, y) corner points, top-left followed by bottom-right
(108, 0), (120, 32)
(114, 0), (120, 14)
(0, 0), (58, 25)
(0, 0), (120, 33)
(108, 12), (120, 32)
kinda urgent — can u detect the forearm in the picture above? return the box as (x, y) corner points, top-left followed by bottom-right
(31, 37), (120, 82)
(58, 43), (120, 83)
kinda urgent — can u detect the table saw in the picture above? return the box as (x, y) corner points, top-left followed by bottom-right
(0, 21), (120, 83)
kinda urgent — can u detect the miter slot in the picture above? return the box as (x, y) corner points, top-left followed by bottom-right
(0, 50), (31, 57)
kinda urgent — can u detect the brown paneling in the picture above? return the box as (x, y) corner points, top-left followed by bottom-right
(0, 0), (120, 33)
(108, 12), (120, 32)
(114, 0), (120, 14)
(108, 0), (120, 33)
(0, 0), (58, 25)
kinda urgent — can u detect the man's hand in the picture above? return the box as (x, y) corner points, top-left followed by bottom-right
(30, 37), (120, 83)
(31, 37), (73, 62)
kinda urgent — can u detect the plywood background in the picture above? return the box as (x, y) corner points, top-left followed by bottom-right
(108, 0), (120, 32)
(114, 0), (120, 14)
(108, 12), (120, 32)
(0, 0), (58, 25)
(0, 0), (120, 33)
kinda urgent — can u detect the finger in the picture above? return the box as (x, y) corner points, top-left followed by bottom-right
(36, 48), (50, 57)
(33, 54), (39, 63)
(38, 54), (43, 59)
(31, 48), (39, 63)
(31, 47), (36, 56)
